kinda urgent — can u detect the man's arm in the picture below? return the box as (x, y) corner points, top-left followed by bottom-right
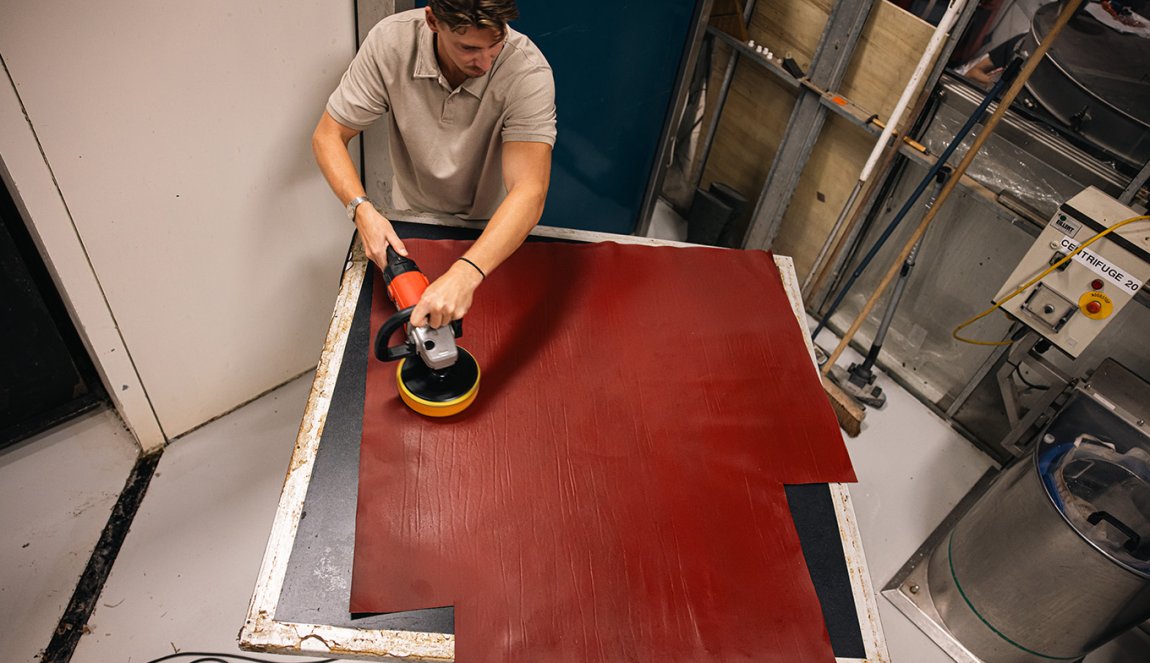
(311, 111), (409, 259)
(964, 55), (1002, 89)
(411, 140), (553, 328)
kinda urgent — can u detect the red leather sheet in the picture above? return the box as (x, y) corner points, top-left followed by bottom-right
(353, 239), (855, 662)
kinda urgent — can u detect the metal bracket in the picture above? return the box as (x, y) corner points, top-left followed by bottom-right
(742, 0), (875, 250)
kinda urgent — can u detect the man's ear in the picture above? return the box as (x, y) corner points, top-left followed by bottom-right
(424, 6), (439, 33)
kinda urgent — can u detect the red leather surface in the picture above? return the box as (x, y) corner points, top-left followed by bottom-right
(352, 239), (856, 662)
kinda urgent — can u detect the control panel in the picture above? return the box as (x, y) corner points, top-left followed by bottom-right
(994, 187), (1150, 357)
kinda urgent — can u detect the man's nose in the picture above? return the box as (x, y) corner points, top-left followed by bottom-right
(476, 49), (496, 71)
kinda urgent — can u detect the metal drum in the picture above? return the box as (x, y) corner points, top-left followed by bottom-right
(1020, 2), (1150, 170)
(927, 360), (1150, 662)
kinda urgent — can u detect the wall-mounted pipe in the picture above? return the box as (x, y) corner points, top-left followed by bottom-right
(820, 0), (1087, 378)
(803, 0), (968, 297)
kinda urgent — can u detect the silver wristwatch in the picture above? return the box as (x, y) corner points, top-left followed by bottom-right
(346, 195), (371, 221)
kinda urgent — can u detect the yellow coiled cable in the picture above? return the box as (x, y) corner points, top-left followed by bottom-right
(952, 214), (1150, 346)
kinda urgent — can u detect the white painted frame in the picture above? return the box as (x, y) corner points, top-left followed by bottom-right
(240, 216), (889, 662)
(0, 59), (165, 452)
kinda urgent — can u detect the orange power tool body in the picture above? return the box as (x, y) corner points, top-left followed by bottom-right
(373, 246), (480, 416)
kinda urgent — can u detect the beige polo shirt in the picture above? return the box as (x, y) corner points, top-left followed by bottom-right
(326, 9), (557, 219)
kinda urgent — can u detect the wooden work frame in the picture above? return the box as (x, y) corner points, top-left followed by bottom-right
(239, 215), (890, 662)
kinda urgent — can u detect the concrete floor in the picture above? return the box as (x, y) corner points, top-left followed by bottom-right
(0, 408), (137, 663)
(70, 377), (317, 663)
(2, 210), (1148, 660)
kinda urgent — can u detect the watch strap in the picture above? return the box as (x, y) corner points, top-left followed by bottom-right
(346, 195), (371, 221)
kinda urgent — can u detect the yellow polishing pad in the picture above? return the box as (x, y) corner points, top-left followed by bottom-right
(395, 348), (481, 417)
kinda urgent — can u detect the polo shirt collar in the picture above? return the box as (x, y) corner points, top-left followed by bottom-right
(414, 25), (440, 80)
(413, 22), (494, 99)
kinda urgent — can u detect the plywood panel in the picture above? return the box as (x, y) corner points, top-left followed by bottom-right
(773, 114), (875, 277)
(840, 0), (934, 119)
(748, 0), (832, 69)
(745, 0), (932, 116)
(779, 1), (932, 275)
(696, 0), (934, 279)
(700, 57), (798, 196)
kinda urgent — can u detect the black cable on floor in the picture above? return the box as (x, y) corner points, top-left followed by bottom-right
(41, 449), (163, 663)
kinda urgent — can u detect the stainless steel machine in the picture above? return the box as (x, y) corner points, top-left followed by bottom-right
(993, 187), (1150, 358)
(978, 188), (1150, 457)
(821, 0), (1150, 456)
(821, 78), (1147, 459)
(885, 358), (1150, 662)
(881, 188), (1150, 661)
(1020, 2), (1150, 172)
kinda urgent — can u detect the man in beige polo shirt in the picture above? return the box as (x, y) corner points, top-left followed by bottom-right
(312, 0), (556, 329)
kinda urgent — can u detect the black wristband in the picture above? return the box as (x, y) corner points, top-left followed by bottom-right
(458, 257), (486, 279)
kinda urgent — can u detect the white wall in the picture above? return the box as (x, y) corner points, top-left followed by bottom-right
(0, 1), (355, 444)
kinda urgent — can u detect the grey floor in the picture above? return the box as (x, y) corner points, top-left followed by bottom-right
(2, 205), (1148, 662)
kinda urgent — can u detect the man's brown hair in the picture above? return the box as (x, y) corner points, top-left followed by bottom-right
(428, 0), (518, 34)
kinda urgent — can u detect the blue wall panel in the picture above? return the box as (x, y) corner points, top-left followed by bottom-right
(418, 1), (701, 234)
(515, 2), (699, 234)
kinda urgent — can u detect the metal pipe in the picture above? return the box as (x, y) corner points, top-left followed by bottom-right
(742, 0), (874, 250)
(859, 1), (966, 184)
(806, 0), (977, 305)
(812, 58), (1020, 341)
(803, 0), (967, 295)
(1120, 157), (1150, 206)
(688, 0), (758, 196)
(854, 170), (947, 376)
(636, 0), (716, 236)
(820, 0), (1086, 377)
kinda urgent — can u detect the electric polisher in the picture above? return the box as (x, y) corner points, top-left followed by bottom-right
(373, 246), (481, 417)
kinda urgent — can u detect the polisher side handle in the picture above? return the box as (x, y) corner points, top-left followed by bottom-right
(374, 306), (417, 362)
(373, 306), (465, 362)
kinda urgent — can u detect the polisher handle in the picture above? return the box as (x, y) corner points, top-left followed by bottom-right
(373, 306), (464, 362)
(375, 306), (417, 362)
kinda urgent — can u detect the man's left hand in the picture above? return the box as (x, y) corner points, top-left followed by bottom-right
(409, 260), (484, 328)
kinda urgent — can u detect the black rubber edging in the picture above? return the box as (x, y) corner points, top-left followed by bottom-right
(40, 449), (163, 663)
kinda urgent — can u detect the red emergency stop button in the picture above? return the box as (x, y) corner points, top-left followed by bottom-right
(1080, 291), (1113, 319)
(1091, 279), (1104, 290)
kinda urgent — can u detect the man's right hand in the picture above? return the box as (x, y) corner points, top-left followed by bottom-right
(354, 203), (409, 264)
(311, 111), (410, 264)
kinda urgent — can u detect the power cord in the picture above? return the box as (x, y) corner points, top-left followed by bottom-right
(952, 214), (1150, 346)
(1012, 364), (1051, 391)
(145, 653), (338, 663)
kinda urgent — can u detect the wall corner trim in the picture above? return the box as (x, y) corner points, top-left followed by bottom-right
(0, 55), (165, 453)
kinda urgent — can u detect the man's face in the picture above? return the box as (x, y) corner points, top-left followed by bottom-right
(427, 9), (505, 80)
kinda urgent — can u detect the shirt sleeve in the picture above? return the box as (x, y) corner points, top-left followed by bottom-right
(326, 28), (392, 131)
(502, 65), (557, 146)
